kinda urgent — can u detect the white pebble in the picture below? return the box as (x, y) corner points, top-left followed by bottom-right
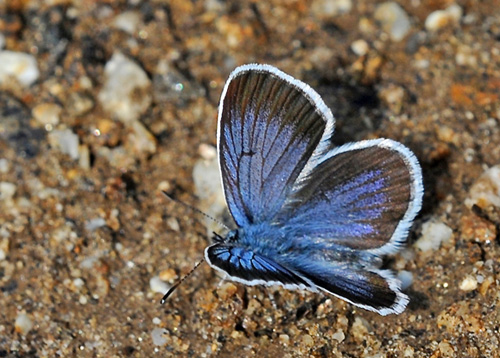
(85, 218), (107, 232)
(425, 4), (462, 32)
(0, 158), (9, 173)
(150, 276), (169, 294)
(98, 52), (151, 123)
(465, 165), (500, 208)
(73, 278), (85, 289)
(397, 270), (413, 290)
(152, 317), (162, 325)
(351, 39), (369, 56)
(459, 275), (478, 291)
(151, 328), (168, 346)
(32, 103), (62, 127)
(0, 182), (17, 201)
(15, 313), (33, 335)
(0, 51), (40, 86)
(48, 129), (80, 160)
(374, 2), (411, 41)
(414, 220), (453, 251)
(113, 11), (142, 34)
(311, 0), (352, 17)
(331, 329), (345, 342)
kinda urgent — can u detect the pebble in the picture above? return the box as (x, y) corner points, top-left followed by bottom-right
(127, 120), (157, 155)
(150, 275), (169, 294)
(311, 0), (352, 17)
(425, 4), (462, 32)
(398, 270), (413, 290)
(15, 313), (33, 335)
(85, 218), (107, 232)
(374, 2), (411, 42)
(0, 51), (40, 87)
(414, 220), (453, 252)
(0, 238), (8, 261)
(48, 129), (80, 160)
(0, 182), (17, 201)
(459, 275), (478, 292)
(0, 33), (5, 49)
(112, 11), (142, 35)
(465, 165), (500, 209)
(331, 329), (345, 342)
(0, 158), (9, 173)
(379, 84), (406, 114)
(98, 52), (152, 123)
(351, 39), (369, 56)
(192, 154), (228, 232)
(151, 328), (168, 346)
(32, 103), (62, 127)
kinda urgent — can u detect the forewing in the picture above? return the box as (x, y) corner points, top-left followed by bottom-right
(205, 244), (312, 290)
(218, 64), (334, 227)
(275, 139), (423, 255)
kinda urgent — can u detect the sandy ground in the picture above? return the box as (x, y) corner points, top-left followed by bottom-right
(1, 1), (500, 357)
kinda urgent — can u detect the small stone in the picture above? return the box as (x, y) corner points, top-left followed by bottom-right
(217, 282), (238, 300)
(112, 11), (142, 35)
(151, 328), (168, 346)
(0, 238), (8, 261)
(331, 329), (345, 342)
(166, 217), (180, 232)
(15, 313), (33, 335)
(374, 2), (411, 42)
(198, 144), (217, 160)
(48, 129), (80, 160)
(479, 276), (494, 296)
(127, 120), (157, 155)
(0, 158), (9, 173)
(0, 33), (5, 49)
(425, 4), (462, 32)
(351, 39), (369, 56)
(465, 165), (500, 209)
(67, 92), (94, 117)
(414, 220), (453, 252)
(379, 84), (406, 114)
(279, 334), (290, 345)
(85, 218), (107, 232)
(438, 340), (455, 357)
(0, 182), (17, 201)
(311, 0), (352, 17)
(98, 52), (152, 123)
(456, 45), (477, 67)
(301, 334), (315, 348)
(0, 51), (40, 87)
(459, 275), (478, 292)
(159, 268), (177, 282)
(32, 103), (62, 127)
(150, 275), (169, 294)
(398, 270), (413, 290)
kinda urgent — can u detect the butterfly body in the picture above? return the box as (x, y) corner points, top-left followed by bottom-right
(201, 64), (423, 315)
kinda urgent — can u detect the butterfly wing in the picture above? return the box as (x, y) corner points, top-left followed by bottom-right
(206, 243), (408, 315)
(218, 64), (335, 227)
(205, 243), (312, 290)
(275, 139), (423, 255)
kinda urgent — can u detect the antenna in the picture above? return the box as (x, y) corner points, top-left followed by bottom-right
(160, 258), (205, 304)
(161, 191), (229, 230)
(159, 191), (229, 304)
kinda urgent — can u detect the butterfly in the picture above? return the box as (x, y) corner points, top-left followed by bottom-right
(185, 64), (422, 315)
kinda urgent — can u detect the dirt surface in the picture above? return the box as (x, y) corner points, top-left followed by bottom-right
(1, 1), (500, 357)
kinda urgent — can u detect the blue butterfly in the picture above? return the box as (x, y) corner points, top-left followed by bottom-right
(201, 64), (422, 315)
